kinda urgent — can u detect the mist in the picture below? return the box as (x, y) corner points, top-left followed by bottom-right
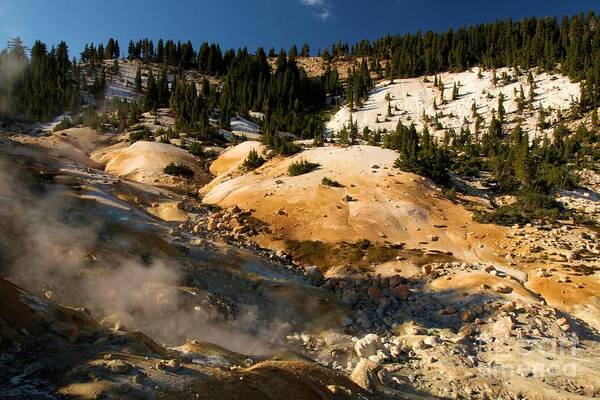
(0, 152), (291, 355)
(0, 50), (26, 118)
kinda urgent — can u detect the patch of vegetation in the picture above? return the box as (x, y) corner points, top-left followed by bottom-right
(52, 116), (73, 132)
(476, 192), (563, 226)
(188, 141), (204, 157)
(288, 158), (320, 176)
(321, 177), (344, 187)
(129, 126), (154, 142)
(389, 124), (451, 184)
(243, 148), (266, 170)
(163, 162), (194, 178)
(284, 239), (436, 271)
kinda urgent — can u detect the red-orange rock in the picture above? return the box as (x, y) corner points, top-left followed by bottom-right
(391, 284), (409, 300)
(367, 286), (382, 300)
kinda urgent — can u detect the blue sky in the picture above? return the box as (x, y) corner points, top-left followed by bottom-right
(1, 0), (600, 58)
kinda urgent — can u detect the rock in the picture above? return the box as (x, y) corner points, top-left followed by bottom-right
(44, 290), (56, 301)
(367, 286), (383, 300)
(492, 316), (515, 337)
(421, 264), (436, 276)
(193, 224), (202, 233)
(207, 217), (218, 231)
(355, 334), (381, 358)
(439, 305), (457, 315)
(461, 310), (474, 323)
(165, 359), (181, 372)
(50, 321), (79, 342)
(556, 317), (570, 331)
(368, 350), (389, 364)
(390, 284), (409, 300)
(494, 283), (513, 294)
(324, 331), (353, 347)
(341, 289), (358, 306)
(422, 335), (439, 347)
(430, 235), (439, 242)
(340, 316), (354, 328)
(276, 208), (287, 215)
(100, 312), (135, 332)
(305, 266), (324, 284)
(350, 359), (381, 392)
(355, 313), (372, 330)
(106, 360), (131, 374)
(388, 275), (403, 287)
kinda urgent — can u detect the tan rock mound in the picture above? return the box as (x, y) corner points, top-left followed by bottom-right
(203, 145), (503, 262)
(12, 127), (115, 168)
(103, 141), (208, 186)
(209, 140), (266, 176)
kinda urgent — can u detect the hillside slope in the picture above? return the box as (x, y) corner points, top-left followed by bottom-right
(328, 67), (580, 138)
(203, 144), (506, 263)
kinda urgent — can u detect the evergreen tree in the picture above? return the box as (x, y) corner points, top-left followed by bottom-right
(134, 65), (143, 93)
(300, 43), (310, 57)
(144, 70), (159, 110)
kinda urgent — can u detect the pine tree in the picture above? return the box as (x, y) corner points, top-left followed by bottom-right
(498, 93), (506, 122)
(592, 108), (599, 129)
(144, 70), (159, 110)
(528, 83), (536, 109)
(338, 125), (349, 145)
(300, 43), (310, 57)
(537, 106), (547, 130)
(288, 44), (298, 61)
(518, 86), (526, 113)
(134, 65), (143, 93)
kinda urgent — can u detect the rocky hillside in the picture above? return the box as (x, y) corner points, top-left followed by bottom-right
(328, 67), (581, 139)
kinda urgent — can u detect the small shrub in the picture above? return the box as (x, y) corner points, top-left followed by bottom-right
(129, 126), (154, 142)
(279, 140), (301, 156)
(476, 192), (563, 226)
(53, 116), (73, 132)
(163, 162), (194, 178)
(288, 158), (320, 176)
(188, 142), (204, 157)
(243, 148), (266, 170)
(321, 177), (344, 187)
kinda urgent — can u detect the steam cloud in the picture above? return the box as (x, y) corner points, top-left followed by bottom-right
(0, 152), (291, 355)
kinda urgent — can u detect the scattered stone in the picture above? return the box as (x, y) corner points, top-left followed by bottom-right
(106, 360), (131, 374)
(49, 321), (79, 342)
(367, 286), (383, 300)
(355, 334), (381, 358)
(390, 284), (409, 300)
(350, 359), (381, 392)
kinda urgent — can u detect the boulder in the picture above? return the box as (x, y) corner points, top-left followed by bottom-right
(367, 286), (383, 300)
(491, 316), (515, 337)
(106, 360), (132, 374)
(354, 333), (381, 358)
(390, 284), (409, 300)
(207, 217), (218, 231)
(350, 359), (381, 392)
(49, 321), (79, 342)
